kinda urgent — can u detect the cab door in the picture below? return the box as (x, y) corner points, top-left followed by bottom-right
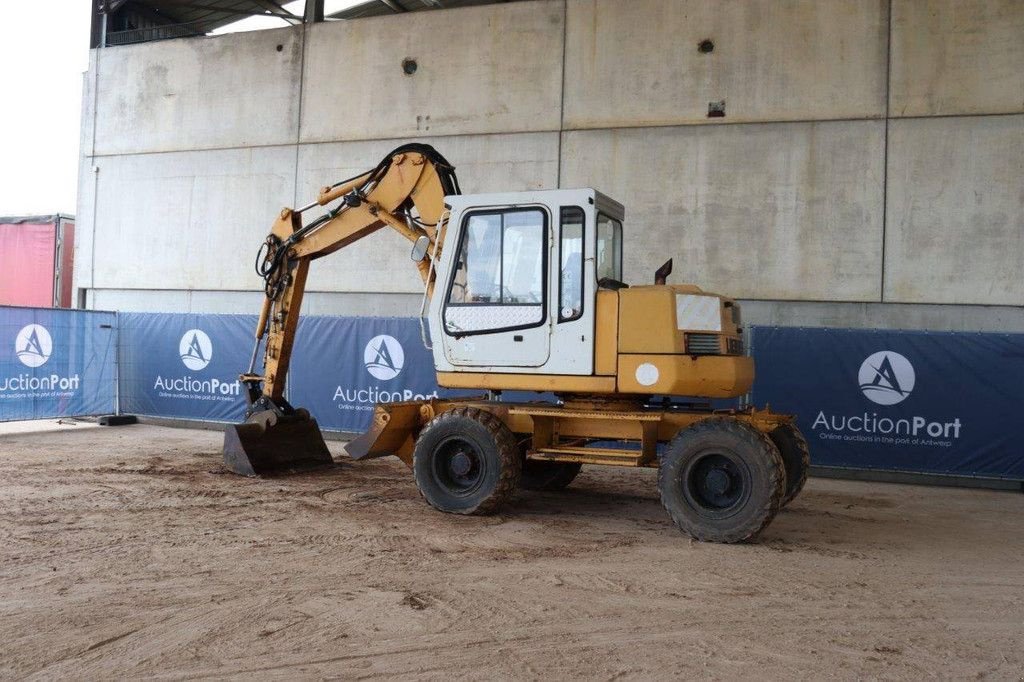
(543, 204), (596, 375)
(440, 205), (551, 368)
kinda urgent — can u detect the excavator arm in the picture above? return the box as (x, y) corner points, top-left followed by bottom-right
(223, 144), (460, 475)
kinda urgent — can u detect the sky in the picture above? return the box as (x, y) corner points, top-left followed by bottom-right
(0, 0), (91, 216)
(0, 0), (363, 218)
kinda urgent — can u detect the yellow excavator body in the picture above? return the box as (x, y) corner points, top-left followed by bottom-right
(222, 144), (809, 543)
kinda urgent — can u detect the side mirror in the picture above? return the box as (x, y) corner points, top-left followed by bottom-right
(410, 235), (431, 262)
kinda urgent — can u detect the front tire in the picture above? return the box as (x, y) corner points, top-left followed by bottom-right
(413, 407), (521, 515)
(658, 418), (785, 543)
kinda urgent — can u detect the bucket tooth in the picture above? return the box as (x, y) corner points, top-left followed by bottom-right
(222, 410), (333, 476)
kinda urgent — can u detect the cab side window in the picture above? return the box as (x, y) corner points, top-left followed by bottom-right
(596, 213), (623, 282)
(559, 207), (584, 322)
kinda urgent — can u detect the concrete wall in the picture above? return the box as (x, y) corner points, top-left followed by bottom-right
(300, 3), (564, 142)
(564, 0), (888, 127)
(93, 27), (303, 154)
(76, 0), (1024, 331)
(560, 121), (886, 301)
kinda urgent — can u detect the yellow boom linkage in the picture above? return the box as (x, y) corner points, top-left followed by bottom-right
(223, 145), (458, 476)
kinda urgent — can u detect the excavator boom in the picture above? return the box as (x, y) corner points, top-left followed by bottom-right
(223, 144), (459, 475)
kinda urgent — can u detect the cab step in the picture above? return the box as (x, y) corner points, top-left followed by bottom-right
(528, 446), (645, 467)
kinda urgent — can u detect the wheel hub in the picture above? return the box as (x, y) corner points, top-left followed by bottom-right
(432, 436), (484, 494)
(450, 451), (473, 477)
(705, 468), (731, 496)
(685, 452), (746, 512)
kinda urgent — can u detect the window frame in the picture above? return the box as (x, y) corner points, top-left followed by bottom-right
(558, 206), (586, 323)
(442, 206), (549, 338)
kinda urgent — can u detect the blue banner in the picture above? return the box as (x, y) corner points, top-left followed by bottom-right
(117, 312), (255, 422)
(0, 306), (116, 420)
(751, 326), (1024, 480)
(116, 313), (547, 431)
(289, 316), (469, 432)
(11, 307), (1021, 482)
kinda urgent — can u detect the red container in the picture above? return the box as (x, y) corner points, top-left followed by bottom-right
(0, 214), (75, 308)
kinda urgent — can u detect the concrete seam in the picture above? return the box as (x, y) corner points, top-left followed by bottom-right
(85, 129), (563, 159)
(880, 0), (893, 305)
(293, 25), (308, 207)
(736, 297), (1024, 310)
(83, 111), (1024, 160)
(556, 0), (568, 188)
(90, 51), (99, 160)
(90, 48), (102, 296)
(83, 289), (1024, 312)
(89, 286), (423, 295)
(89, 159), (99, 300)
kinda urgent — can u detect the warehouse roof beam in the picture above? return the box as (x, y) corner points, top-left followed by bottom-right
(92, 0), (522, 46)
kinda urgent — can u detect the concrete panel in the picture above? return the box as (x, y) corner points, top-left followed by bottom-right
(300, 1), (563, 143)
(75, 54), (100, 304)
(81, 51), (98, 158)
(560, 121), (885, 301)
(88, 288), (421, 317)
(563, 0), (887, 129)
(89, 284), (1024, 333)
(740, 300), (1024, 333)
(885, 115), (1024, 305)
(73, 155), (97, 300)
(295, 132), (560, 295)
(93, 27), (302, 155)
(90, 289), (194, 313)
(91, 145), (297, 291)
(890, 0), (1024, 117)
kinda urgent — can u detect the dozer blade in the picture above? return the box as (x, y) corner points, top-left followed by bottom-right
(222, 409), (334, 476)
(345, 401), (427, 465)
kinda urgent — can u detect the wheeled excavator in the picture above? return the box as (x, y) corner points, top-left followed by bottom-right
(223, 143), (810, 543)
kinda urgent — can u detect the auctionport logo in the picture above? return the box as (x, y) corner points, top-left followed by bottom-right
(2, 324), (80, 398)
(16, 324), (52, 368)
(858, 350), (915, 406)
(333, 334), (436, 411)
(811, 348), (962, 447)
(364, 335), (404, 381)
(179, 329), (213, 371)
(153, 328), (239, 400)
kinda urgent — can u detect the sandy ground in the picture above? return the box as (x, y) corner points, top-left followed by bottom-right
(1, 424), (1022, 680)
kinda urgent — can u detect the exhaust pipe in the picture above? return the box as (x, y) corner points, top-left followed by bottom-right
(222, 407), (333, 476)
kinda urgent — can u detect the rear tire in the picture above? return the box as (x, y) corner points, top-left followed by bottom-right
(520, 460), (582, 491)
(413, 407), (521, 515)
(769, 423), (810, 506)
(658, 418), (785, 543)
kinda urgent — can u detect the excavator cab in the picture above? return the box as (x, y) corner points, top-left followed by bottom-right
(427, 188), (749, 398)
(430, 189), (620, 373)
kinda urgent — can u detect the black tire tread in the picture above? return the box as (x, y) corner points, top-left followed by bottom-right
(658, 417), (785, 543)
(412, 406), (521, 515)
(770, 423), (811, 506)
(520, 460), (582, 491)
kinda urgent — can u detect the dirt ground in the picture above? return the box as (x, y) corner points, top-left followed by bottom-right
(1, 423), (1022, 680)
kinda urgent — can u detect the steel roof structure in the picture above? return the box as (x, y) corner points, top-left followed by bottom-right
(92, 0), (522, 46)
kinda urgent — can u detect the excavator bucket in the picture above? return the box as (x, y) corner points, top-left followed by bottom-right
(222, 409), (334, 476)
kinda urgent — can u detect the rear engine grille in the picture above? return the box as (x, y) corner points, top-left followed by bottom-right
(726, 337), (744, 355)
(686, 333), (721, 355)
